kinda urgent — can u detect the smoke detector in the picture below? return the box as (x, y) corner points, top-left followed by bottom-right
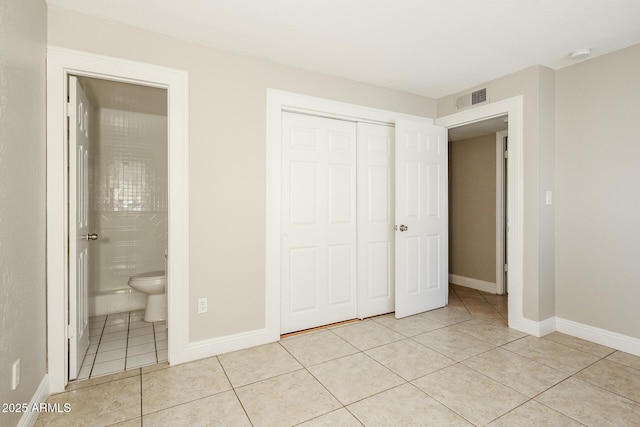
(570, 48), (591, 60)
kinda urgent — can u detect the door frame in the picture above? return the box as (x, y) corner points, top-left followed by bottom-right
(46, 46), (189, 392)
(436, 96), (525, 332)
(496, 130), (508, 295)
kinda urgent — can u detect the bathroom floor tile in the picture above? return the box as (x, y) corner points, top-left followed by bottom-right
(365, 338), (455, 380)
(142, 356), (231, 414)
(218, 342), (302, 387)
(128, 325), (153, 337)
(308, 353), (404, 405)
(330, 320), (405, 351)
(412, 364), (528, 426)
(95, 348), (127, 364)
(101, 331), (128, 343)
(92, 358), (126, 377)
(127, 352), (157, 369)
(98, 338), (127, 352)
(155, 340), (168, 351)
(128, 342), (156, 357)
(143, 390), (251, 427)
(348, 383), (472, 426)
(236, 369), (341, 426)
(128, 333), (155, 347)
(280, 330), (358, 366)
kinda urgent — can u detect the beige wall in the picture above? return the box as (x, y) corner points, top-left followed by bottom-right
(439, 65), (556, 321)
(449, 134), (496, 283)
(0, 0), (47, 424)
(556, 44), (640, 339)
(47, 7), (436, 342)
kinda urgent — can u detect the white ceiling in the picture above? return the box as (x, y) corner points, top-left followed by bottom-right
(48, 0), (640, 98)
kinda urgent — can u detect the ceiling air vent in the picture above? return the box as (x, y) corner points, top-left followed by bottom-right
(455, 87), (488, 111)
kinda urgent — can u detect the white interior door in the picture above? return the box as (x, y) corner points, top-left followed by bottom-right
(281, 112), (357, 334)
(357, 123), (395, 318)
(394, 119), (448, 318)
(68, 76), (91, 380)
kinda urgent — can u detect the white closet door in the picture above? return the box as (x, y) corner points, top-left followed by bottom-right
(395, 119), (448, 318)
(281, 113), (357, 334)
(357, 123), (395, 318)
(68, 76), (91, 379)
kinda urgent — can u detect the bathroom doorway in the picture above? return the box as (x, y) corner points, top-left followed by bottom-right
(46, 47), (190, 392)
(69, 75), (169, 381)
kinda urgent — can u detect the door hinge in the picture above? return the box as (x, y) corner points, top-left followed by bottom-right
(66, 102), (73, 117)
(504, 150), (508, 159)
(67, 324), (75, 339)
(504, 264), (508, 272)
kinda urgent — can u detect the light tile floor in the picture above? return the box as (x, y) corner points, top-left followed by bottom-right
(76, 310), (168, 380)
(37, 285), (640, 426)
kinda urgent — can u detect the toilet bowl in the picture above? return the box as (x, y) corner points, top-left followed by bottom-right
(128, 271), (167, 322)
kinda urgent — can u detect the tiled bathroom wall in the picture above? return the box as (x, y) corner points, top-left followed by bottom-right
(89, 108), (168, 316)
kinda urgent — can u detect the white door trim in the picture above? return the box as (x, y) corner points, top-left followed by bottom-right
(496, 130), (508, 295)
(266, 89), (432, 336)
(436, 96), (526, 334)
(46, 46), (189, 392)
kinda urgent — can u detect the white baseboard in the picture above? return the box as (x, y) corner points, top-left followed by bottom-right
(449, 274), (497, 294)
(18, 374), (50, 427)
(556, 317), (640, 357)
(509, 315), (556, 338)
(170, 327), (279, 365)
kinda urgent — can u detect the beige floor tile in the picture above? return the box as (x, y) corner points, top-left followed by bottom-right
(449, 318), (526, 346)
(218, 342), (302, 387)
(348, 383), (472, 426)
(536, 377), (640, 426)
(280, 330), (358, 366)
(308, 353), (404, 405)
(35, 376), (140, 427)
(142, 356), (231, 414)
(543, 332), (615, 357)
(463, 304), (504, 320)
(141, 361), (169, 374)
(109, 418), (142, 426)
(412, 364), (528, 426)
(418, 306), (474, 326)
(236, 369), (340, 426)
(143, 390), (251, 427)
(373, 313), (445, 337)
(607, 351), (640, 371)
(462, 348), (569, 397)
(365, 338), (455, 380)
(503, 336), (600, 374)
(65, 369), (139, 392)
(575, 358), (640, 402)
(412, 327), (495, 362)
(298, 408), (362, 426)
(487, 400), (583, 426)
(330, 320), (404, 350)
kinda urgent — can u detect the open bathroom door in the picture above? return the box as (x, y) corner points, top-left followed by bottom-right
(68, 76), (91, 380)
(394, 119), (448, 318)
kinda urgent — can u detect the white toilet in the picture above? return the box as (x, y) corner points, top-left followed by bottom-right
(128, 271), (167, 322)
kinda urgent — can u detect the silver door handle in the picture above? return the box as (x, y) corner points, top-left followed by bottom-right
(398, 225), (408, 232)
(87, 234), (99, 241)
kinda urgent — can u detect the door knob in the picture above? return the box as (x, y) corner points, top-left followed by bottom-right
(87, 233), (99, 241)
(398, 225), (408, 232)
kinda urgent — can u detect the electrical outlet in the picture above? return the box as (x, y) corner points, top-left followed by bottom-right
(12, 359), (20, 390)
(197, 297), (208, 314)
